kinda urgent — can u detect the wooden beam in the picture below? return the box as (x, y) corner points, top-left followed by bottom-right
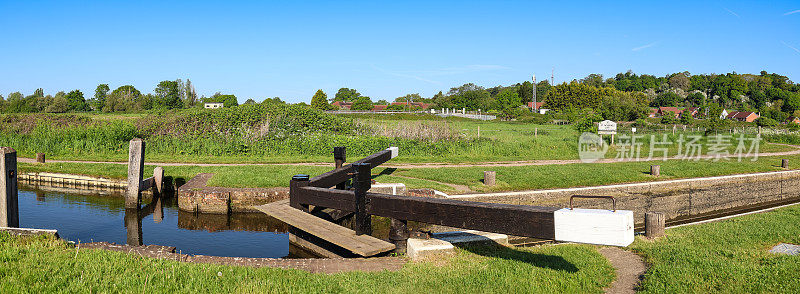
(353, 163), (372, 235)
(1, 147), (18, 228)
(255, 201), (394, 257)
(297, 186), (356, 211)
(308, 147), (397, 188)
(365, 192), (559, 240)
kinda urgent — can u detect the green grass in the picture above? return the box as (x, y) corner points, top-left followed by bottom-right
(393, 153), (800, 192)
(4, 112), (791, 164)
(630, 204), (800, 293)
(0, 234), (614, 293)
(17, 163), (456, 192)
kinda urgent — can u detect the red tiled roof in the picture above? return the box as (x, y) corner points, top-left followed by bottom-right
(527, 102), (545, 109)
(726, 111), (756, 119)
(372, 105), (388, 111)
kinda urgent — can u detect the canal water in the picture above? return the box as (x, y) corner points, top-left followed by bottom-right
(17, 187), (294, 258)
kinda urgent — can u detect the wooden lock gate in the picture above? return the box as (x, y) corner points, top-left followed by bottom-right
(256, 147), (634, 257)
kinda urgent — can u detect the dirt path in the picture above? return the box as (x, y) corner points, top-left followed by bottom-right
(598, 247), (647, 294)
(17, 143), (800, 169)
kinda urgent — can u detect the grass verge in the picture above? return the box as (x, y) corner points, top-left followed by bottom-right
(630, 204), (800, 293)
(0, 233), (614, 293)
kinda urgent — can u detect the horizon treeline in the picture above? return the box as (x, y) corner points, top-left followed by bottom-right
(2, 70), (799, 123)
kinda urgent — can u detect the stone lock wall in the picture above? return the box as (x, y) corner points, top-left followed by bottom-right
(177, 173), (408, 214)
(454, 170), (800, 226)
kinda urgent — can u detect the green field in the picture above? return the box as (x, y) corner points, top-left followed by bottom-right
(0, 233), (614, 293)
(0, 111), (790, 164)
(630, 204), (800, 293)
(17, 150), (800, 194)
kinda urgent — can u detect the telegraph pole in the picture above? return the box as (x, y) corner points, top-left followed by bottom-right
(532, 74), (537, 112)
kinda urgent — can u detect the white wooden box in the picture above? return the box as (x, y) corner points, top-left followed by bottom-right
(553, 208), (634, 247)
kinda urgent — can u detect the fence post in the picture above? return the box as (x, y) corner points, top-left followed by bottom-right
(484, 171), (496, 186)
(125, 139), (145, 208)
(645, 212), (665, 238)
(333, 147), (347, 190)
(1, 147), (19, 228)
(782, 159), (789, 169)
(289, 174), (310, 212)
(353, 162), (372, 235)
(36, 153), (45, 163)
(651, 165), (661, 177)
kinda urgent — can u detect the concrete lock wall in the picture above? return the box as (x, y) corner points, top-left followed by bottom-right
(452, 170), (800, 226)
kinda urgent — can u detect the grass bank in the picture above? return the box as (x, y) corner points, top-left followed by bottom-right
(0, 233), (614, 293)
(630, 204), (800, 293)
(17, 152), (800, 194)
(2, 111), (792, 164)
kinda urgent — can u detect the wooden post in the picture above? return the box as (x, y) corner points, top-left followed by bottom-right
(35, 153), (45, 163)
(389, 218), (409, 254)
(477, 125), (481, 137)
(650, 165), (660, 177)
(333, 147), (347, 190)
(782, 159), (789, 169)
(289, 174), (310, 212)
(534, 127), (538, 138)
(484, 171), (496, 186)
(153, 166), (164, 195)
(125, 139), (145, 208)
(645, 212), (665, 238)
(353, 162), (372, 235)
(1, 147), (19, 228)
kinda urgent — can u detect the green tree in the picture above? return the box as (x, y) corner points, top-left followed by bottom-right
(310, 89), (330, 110)
(244, 98), (256, 105)
(651, 92), (681, 107)
(65, 90), (88, 111)
(92, 84), (110, 110)
(680, 112), (694, 125)
(154, 80), (184, 109)
(204, 93), (238, 108)
(333, 88), (360, 102)
(45, 95), (69, 113)
(184, 79), (197, 107)
(103, 85), (141, 112)
(446, 83), (491, 110)
(351, 96), (373, 111)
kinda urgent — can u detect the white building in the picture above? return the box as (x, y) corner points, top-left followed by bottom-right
(719, 109), (728, 119)
(204, 103), (224, 109)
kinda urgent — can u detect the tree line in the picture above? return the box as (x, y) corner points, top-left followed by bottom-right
(308, 70), (799, 123)
(4, 71), (798, 124)
(0, 79), (258, 113)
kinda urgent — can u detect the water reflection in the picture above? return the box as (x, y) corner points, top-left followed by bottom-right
(18, 184), (293, 258)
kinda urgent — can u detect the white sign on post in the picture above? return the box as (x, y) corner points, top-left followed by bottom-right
(597, 120), (617, 135)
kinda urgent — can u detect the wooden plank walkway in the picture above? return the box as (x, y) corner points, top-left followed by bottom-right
(255, 200), (395, 257)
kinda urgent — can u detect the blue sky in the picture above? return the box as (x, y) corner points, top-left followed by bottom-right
(1, 0), (799, 103)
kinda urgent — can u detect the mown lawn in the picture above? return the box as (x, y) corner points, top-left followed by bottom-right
(630, 204), (800, 293)
(17, 151), (800, 194)
(395, 153), (800, 192)
(0, 233), (614, 293)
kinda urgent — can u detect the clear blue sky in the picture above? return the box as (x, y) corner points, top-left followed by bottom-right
(2, 0), (799, 103)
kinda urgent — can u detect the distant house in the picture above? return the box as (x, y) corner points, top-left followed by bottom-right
(726, 111), (759, 122)
(372, 104), (388, 111)
(391, 101), (432, 110)
(720, 109), (729, 119)
(788, 117), (800, 124)
(526, 102), (549, 114)
(648, 108), (659, 118)
(331, 101), (353, 110)
(655, 107), (699, 118)
(204, 102), (223, 109)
